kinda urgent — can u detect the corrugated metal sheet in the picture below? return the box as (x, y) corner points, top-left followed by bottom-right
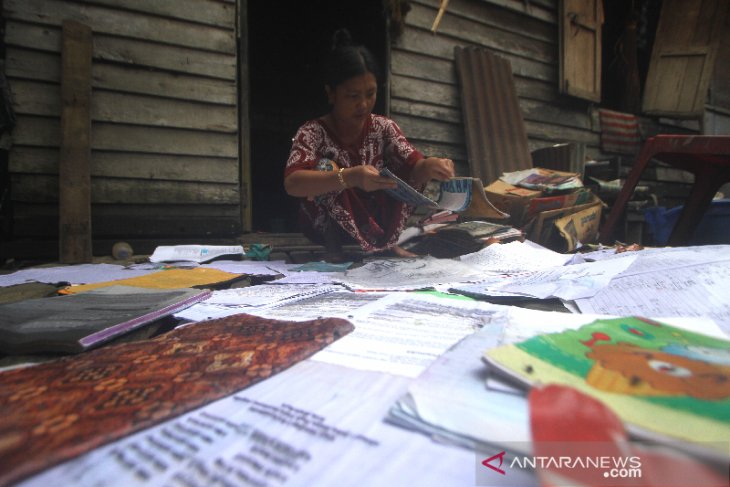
(454, 46), (533, 185)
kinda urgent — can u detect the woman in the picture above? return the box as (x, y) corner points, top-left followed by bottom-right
(284, 29), (454, 261)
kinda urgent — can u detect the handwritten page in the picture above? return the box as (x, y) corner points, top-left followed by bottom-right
(459, 240), (573, 274)
(174, 284), (338, 322)
(18, 360), (539, 487)
(337, 256), (482, 291)
(245, 290), (388, 321)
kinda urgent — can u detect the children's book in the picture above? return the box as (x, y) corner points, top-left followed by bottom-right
(483, 316), (730, 459)
(380, 168), (508, 219)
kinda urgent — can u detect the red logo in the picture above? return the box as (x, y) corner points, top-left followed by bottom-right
(482, 451), (506, 475)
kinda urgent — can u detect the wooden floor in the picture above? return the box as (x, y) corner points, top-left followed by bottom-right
(0, 233), (364, 266)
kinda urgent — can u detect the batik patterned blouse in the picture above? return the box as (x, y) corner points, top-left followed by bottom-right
(285, 114), (424, 251)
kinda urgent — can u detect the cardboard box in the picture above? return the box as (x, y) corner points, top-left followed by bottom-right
(527, 194), (603, 252)
(484, 180), (541, 226)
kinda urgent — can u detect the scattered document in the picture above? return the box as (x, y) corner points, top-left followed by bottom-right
(149, 245), (245, 263)
(338, 256), (483, 291)
(310, 293), (495, 377)
(388, 306), (726, 459)
(574, 250), (730, 335)
(175, 284), (338, 322)
(18, 361), (532, 487)
(0, 263), (158, 288)
(454, 253), (637, 301)
(202, 259), (292, 276)
(459, 240), (573, 274)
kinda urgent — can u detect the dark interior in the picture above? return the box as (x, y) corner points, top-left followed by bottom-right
(247, 1), (388, 233)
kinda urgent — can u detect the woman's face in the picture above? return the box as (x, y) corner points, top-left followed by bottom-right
(326, 72), (377, 126)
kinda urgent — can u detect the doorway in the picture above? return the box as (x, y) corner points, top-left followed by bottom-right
(246, 1), (388, 233)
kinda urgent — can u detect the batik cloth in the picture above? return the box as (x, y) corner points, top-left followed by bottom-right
(0, 314), (353, 486)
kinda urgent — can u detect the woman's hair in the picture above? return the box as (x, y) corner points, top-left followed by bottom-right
(323, 29), (381, 89)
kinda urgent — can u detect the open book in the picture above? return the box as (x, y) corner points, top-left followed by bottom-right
(380, 168), (508, 219)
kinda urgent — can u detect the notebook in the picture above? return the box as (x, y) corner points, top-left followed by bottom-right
(483, 316), (730, 459)
(0, 285), (211, 353)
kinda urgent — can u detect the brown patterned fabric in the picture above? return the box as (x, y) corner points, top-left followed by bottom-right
(0, 314), (353, 486)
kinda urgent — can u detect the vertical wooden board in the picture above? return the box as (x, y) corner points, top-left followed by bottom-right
(560, 0), (602, 102)
(642, 0), (729, 117)
(59, 20), (92, 263)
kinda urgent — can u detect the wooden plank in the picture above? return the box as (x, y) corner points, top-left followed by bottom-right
(391, 74), (459, 107)
(10, 204), (242, 238)
(5, 21), (237, 80)
(78, 0), (236, 28)
(393, 114), (465, 145)
(12, 117), (239, 158)
(58, 20), (92, 263)
(4, 0), (236, 54)
(92, 124), (239, 157)
(13, 175), (240, 205)
(9, 147), (238, 184)
(391, 49), (558, 104)
(91, 64), (237, 105)
(395, 29), (556, 82)
(407, 1), (556, 62)
(390, 98), (462, 124)
(6, 47), (237, 105)
(559, 0), (602, 102)
(642, 0), (729, 117)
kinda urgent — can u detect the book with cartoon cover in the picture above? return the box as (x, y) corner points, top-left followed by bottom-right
(483, 316), (730, 459)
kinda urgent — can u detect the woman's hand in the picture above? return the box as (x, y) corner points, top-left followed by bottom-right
(343, 165), (398, 192)
(412, 157), (455, 185)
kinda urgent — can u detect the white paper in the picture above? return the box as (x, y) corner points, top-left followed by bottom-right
(202, 259), (292, 276)
(454, 254), (637, 301)
(174, 284), (339, 322)
(574, 252), (730, 335)
(149, 245), (245, 263)
(337, 256), (482, 291)
(244, 290), (387, 322)
(0, 263), (158, 287)
(310, 293), (496, 377)
(19, 361), (537, 487)
(459, 240), (573, 274)
(388, 306), (726, 457)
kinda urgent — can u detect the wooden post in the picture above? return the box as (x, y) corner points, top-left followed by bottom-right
(59, 20), (93, 263)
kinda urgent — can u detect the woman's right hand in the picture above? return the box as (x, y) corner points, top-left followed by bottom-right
(343, 165), (398, 192)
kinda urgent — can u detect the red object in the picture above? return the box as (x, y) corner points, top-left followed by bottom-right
(529, 385), (727, 487)
(599, 135), (730, 245)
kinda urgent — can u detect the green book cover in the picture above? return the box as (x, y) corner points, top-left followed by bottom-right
(485, 317), (730, 455)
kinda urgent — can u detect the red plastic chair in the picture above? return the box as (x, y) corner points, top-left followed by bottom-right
(599, 135), (730, 246)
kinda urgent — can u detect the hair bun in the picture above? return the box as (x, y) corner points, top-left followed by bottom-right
(331, 28), (353, 50)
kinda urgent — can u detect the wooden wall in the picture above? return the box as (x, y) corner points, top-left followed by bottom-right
(3, 0), (241, 249)
(388, 0), (701, 181)
(389, 0), (596, 179)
